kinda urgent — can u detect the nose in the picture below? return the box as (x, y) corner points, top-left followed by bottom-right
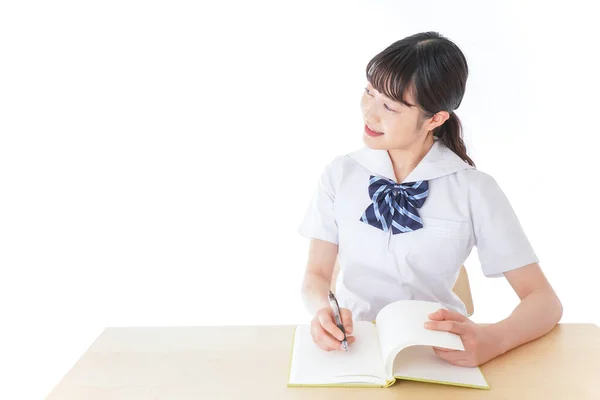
(362, 103), (379, 125)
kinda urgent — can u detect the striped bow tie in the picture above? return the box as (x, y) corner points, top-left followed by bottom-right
(360, 175), (429, 234)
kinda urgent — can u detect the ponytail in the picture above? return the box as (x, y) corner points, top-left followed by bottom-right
(433, 112), (475, 168)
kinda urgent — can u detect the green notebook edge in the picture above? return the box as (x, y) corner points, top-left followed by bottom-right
(394, 372), (491, 390)
(286, 324), (491, 390)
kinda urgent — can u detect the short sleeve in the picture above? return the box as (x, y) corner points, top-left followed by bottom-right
(470, 173), (539, 278)
(298, 157), (341, 245)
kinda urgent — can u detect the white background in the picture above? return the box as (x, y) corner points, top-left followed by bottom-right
(1, 1), (598, 398)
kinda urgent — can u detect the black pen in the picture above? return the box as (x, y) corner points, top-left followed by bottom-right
(328, 290), (348, 351)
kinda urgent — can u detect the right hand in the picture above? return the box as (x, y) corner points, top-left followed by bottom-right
(310, 306), (355, 351)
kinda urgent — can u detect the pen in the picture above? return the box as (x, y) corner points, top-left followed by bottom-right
(328, 290), (348, 351)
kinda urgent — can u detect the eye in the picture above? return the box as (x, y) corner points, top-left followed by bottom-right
(364, 87), (373, 96)
(384, 104), (397, 112)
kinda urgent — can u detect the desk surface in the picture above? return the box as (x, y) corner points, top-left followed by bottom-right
(47, 323), (600, 400)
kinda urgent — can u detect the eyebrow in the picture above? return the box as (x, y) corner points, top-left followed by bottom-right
(367, 84), (413, 108)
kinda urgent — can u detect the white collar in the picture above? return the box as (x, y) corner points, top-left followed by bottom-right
(347, 138), (474, 183)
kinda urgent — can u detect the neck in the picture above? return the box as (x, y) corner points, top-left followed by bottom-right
(387, 134), (435, 183)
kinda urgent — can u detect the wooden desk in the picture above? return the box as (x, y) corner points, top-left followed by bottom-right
(47, 323), (600, 399)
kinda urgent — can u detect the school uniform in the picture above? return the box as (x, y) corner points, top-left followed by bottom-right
(298, 137), (539, 322)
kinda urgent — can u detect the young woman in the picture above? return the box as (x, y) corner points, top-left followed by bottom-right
(298, 31), (562, 368)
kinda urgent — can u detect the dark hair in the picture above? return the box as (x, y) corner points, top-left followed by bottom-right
(365, 32), (475, 167)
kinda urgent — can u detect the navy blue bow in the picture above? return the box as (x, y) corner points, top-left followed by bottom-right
(360, 175), (429, 234)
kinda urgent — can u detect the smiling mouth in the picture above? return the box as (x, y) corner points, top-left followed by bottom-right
(365, 124), (384, 136)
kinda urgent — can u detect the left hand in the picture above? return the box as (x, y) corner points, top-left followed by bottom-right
(424, 308), (504, 367)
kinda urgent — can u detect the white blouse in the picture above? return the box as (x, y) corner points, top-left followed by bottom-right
(298, 138), (539, 321)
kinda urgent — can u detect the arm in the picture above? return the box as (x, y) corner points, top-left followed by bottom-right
(300, 238), (338, 315)
(301, 238), (355, 351)
(426, 174), (562, 365)
(425, 262), (563, 366)
(489, 262), (563, 355)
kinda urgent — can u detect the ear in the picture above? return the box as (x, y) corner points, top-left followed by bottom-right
(423, 111), (450, 132)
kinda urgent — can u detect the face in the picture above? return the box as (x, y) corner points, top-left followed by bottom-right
(360, 81), (448, 150)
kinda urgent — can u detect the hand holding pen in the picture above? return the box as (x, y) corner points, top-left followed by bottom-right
(309, 291), (355, 351)
(328, 290), (349, 351)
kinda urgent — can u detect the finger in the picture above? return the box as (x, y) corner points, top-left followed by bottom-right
(318, 311), (345, 341)
(432, 347), (447, 356)
(425, 320), (462, 334)
(427, 308), (446, 320)
(436, 352), (472, 367)
(428, 308), (468, 322)
(449, 358), (474, 367)
(432, 346), (455, 353)
(340, 309), (353, 335)
(432, 348), (465, 360)
(329, 334), (357, 351)
(432, 347), (452, 361)
(424, 320), (466, 335)
(432, 347), (464, 361)
(335, 335), (356, 351)
(313, 323), (345, 351)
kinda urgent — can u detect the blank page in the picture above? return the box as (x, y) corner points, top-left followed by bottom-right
(375, 300), (465, 373)
(393, 345), (489, 389)
(288, 321), (387, 386)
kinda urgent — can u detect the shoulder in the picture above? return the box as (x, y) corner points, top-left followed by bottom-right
(320, 152), (361, 178)
(320, 153), (348, 175)
(312, 154), (352, 192)
(456, 169), (514, 216)
(456, 168), (502, 196)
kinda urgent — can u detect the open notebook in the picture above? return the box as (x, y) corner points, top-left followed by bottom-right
(288, 300), (490, 389)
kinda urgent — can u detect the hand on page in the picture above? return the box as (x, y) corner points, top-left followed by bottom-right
(310, 307), (355, 351)
(424, 308), (503, 367)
